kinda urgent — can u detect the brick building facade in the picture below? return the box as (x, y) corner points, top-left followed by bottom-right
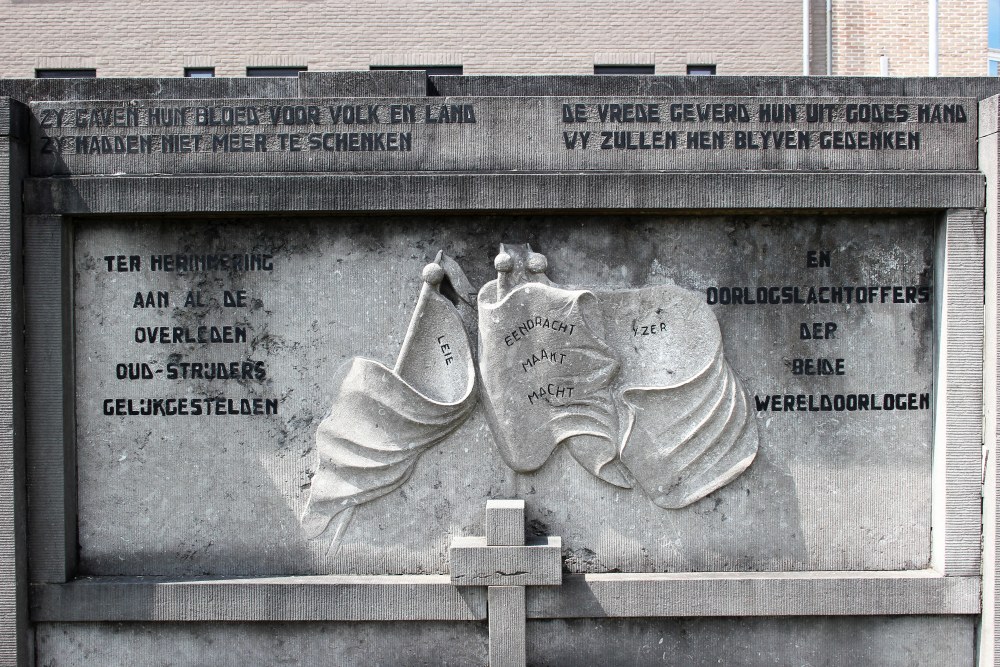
(0, 0), (987, 78)
(831, 0), (987, 76)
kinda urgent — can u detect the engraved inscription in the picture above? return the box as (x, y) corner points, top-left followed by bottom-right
(31, 96), (976, 176)
(704, 243), (932, 412)
(94, 248), (278, 417)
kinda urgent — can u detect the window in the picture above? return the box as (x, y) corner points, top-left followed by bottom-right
(246, 67), (306, 77)
(687, 64), (717, 76)
(184, 67), (215, 78)
(36, 68), (96, 78)
(593, 65), (654, 75)
(991, 0), (1000, 50)
(991, 60), (1000, 77)
(370, 65), (464, 76)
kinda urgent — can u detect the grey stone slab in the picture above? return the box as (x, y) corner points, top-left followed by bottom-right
(298, 70), (427, 98)
(0, 109), (28, 667)
(24, 216), (74, 583)
(527, 572), (981, 618)
(486, 500), (525, 547)
(2, 74), (1000, 107)
(23, 172), (984, 216)
(34, 621), (488, 667)
(31, 576), (487, 622)
(30, 616), (977, 666)
(28, 96), (977, 176)
(979, 94), (1000, 666)
(450, 537), (562, 587)
(29, 573), (979, 622)
(69, 214), (940, 577)
(0, 72), (993, 667)
(524, 616), (975, 667)
(0, 135), (15, 667)
(430, 74), (1000, 101)
(982, 95), (1000, 138)
(0, 98), (9, 138)
(932, 209), (985, 577)
(489, 586), (526, 667)
(30, 616), (976, 667)
(0, 99), (27, 140)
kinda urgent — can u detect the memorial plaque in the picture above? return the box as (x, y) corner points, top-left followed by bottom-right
(1, 76), (993, 666)
(74, 213), (934, 576)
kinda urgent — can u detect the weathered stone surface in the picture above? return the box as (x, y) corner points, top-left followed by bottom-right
(0, 97), (28, 667)
(35, 621), (488, 666)
(299, 70), (426, 98)
(981, 93), (1000, 667)
(489, 586), (526, 666)
(0, 74), (999, 108)
(29, 96), (975, 176)
(0, 77), (299, 104)
(525, 616), (975, 666)
(450, 536), (562, 587)
(74, 213), (933, 576)
(3, 72), (990, 664)
(301, 253), (478, 545)
(28, 571), (979, 621)
(24, 172), (985, 216)
(31, 616), (973, 666)
(486, 500), (526, 547)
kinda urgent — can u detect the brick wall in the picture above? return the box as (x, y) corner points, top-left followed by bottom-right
(831, 0), (987, 76)
(0, 0), (805, 78)
(939, 0), (989, 75)
(0, 0), (986, 78)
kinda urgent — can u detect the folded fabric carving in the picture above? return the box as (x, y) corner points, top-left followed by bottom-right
(301, 257), (477, 543)
(477, 245), (757, 509)
(477, 280), (631, 488)
(304, 245), (758, 546)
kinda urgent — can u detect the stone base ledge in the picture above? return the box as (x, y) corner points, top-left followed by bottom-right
(30, 570), (980, 622)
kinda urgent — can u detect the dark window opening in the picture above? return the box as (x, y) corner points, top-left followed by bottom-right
(687, 64), (717, 76)
(36, 68), (96, 78)
(370, 65), (464, 76)
(185, 67), (215, 78)
(594, 64), (655, 75)
(246, 67), (306, 77)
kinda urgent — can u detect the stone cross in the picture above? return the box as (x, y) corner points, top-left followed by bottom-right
(449, 499), (562, 667)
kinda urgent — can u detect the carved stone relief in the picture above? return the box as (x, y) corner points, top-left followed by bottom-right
(301, 252), (479, 543)
(302, 244), (758, 542)
(478, 244), (758, 509)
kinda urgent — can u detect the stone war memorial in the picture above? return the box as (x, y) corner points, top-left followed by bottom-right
(4, 71), (1000, 665)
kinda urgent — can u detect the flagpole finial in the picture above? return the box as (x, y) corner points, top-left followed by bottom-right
(494, 244), (552, 300)
(422, 261), (445, 287)
(526, 252), (547, 274)
(495, 251), (514, 273)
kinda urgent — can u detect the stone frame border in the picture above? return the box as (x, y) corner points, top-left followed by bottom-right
(23, 172), (983, 215)
(14, 171), (985, 633)
(0, 72), (984, 665)
(0, 97), (28, 666)
(978, 95), (1000, 667)
(29, 570), (980, 622)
